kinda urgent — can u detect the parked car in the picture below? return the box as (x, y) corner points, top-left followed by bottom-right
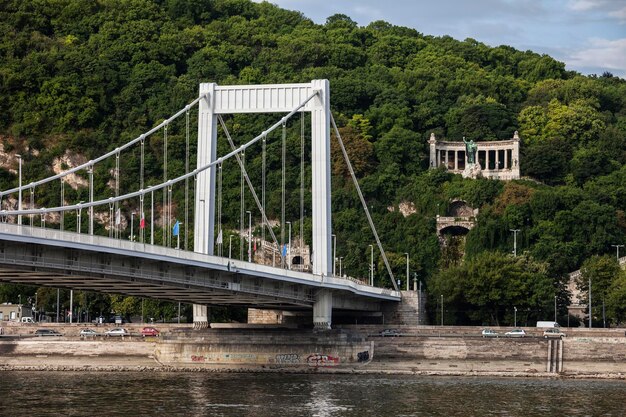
(379, 329), (400, 337)
(35, 329), (62, 337)
(141, 326), (160, 337)
(481, 328), (499, 338)
(104, 328), (129, 337)
(543, 328), (566, 339)
(505, 329), (526, 338)
(80, 328), (99, 338)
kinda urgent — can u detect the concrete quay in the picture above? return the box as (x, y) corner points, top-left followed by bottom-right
(0, 324), (625, 379)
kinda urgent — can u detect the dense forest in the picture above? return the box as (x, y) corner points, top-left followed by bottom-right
(0, 0), (625, 326)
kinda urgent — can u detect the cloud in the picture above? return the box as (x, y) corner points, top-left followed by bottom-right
(609, 6), (626, 23)
(568, 38), (626, 76)
(567, 0), (605, 11)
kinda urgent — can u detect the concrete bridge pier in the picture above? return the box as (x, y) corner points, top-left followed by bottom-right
(313, 289), (332, 330)
(193, 304), (209, 329)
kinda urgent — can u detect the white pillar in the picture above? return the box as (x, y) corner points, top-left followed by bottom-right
(193, 83), (217, 327)
(310, 79), (332, 278)
(313, 289), (332, 329)
(428, 133), (437, 168)
(195, 83), (218, 256)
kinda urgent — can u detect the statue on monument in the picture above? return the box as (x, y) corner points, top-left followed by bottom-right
(461, 137), (482, 179)
(463, 137), (477, 165)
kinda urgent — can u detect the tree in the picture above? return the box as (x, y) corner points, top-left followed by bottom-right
(577, 255), (620, 326)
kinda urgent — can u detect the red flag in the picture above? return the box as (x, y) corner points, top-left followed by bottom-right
(140, 214), (145, 229)
(254, 239), (257, 252)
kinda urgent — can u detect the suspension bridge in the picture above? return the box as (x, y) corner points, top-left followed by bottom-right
(0, 80), (402, 329)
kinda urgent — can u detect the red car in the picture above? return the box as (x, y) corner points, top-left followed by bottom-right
(141, 326), (160, 337)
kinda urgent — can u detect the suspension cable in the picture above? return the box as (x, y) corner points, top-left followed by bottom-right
(115, 151), (120, 239)
(281, 121), (286, 268)
(300, 111), (305, 258)
(262, 135), (266, 260)
(217, 162), (223, 257)
(330, 112), (398, 291)
(217, 116), (280, 250)
(240, 149), (245, 261)
(6, 91), (318, 218)
(60, 178), (64, 231)
(163, 124), (168, 246)
(184, 110), (190, 251)
(0, 95), (207, 198)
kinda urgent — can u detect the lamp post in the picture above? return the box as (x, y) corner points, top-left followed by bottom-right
(554, 295), (557, 323)
(589, 277), (592, 329)
(404, 253), (409, 291)
(286, 221), (291, 270)
(130, 212), (135, 242)
(70, 289), (73, 324)
(339, 257), (343, 277)
(77, 201), (84, 234)
(440, 294), (444, 326)
(246, 210), (251, 262)
(16, 154), (22, 225)
(368, 244), (373, 286)
(510, 229), (520, 257)
(332, 234), (337, 276)
(229, 235), (233, 259)
(612, 244), (624, 261)
(514, 306), (517, 327)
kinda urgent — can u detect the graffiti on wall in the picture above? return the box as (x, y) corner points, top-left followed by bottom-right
(307, 353), (340, 367)
(275, 353), (300, 364)
(191, 355), (206, 362)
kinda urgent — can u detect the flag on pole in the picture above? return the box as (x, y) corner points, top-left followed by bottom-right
(172, 220), (180, 237)
(139, 212), (145, 229)
(282, 244), (287, 257)
(253, 239), (257, 252)
(115, 208), (121, 225)
(216, 229), (223, 245)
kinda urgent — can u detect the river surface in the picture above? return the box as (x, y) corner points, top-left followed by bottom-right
(1, 371), (625, 416)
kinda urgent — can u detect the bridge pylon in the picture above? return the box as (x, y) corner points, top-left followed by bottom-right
(194, 80), (333, 329)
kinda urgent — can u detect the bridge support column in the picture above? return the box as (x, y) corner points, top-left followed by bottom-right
(193, 304), (209, 329)
(313, 289), (332, 330)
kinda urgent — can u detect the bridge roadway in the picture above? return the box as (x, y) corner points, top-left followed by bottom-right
(0, 224), (400, 311)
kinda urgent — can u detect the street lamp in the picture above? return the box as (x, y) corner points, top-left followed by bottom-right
(554, 295), (557, 323)
(404, 253), (409, 291)
(612, 244), (624, 261)
(286, 221), (291, 270)
(589, 277), (592, 329)
(229, 235), (233, 259)
(368, 244), (373, 286)
(510, 229), (520, 257)
(77, 201), (84, 234)
(440, 294), (444, 326)
(130, 212), (135, 242)
(332, 234), (337, 276)
(514, 306), (517, 327)
(339, 257), (343, 277)
(16, 154), (22, 225)
(246, 210), (252, 262)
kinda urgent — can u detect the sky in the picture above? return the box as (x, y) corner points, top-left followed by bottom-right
(255, 0), (626, 78)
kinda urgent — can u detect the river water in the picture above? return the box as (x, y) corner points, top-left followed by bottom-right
(1, 371), (624, 416)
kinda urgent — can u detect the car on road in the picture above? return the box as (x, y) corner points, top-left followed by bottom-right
(481, 328), (499, 338)
(35, 329), (63, 337)
(543, 328), (566, 339)
(80, 328), (99, 338)
(505, 329), (526, 338)
(379, 329), (400, 337)
(104, 328), (129, 337)
(141, 326), (160, 337)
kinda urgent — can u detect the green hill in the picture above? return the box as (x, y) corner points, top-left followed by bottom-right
(0, 0), (625, 325)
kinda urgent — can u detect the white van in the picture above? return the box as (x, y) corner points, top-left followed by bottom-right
(20, 317), (35, 323)
(536, 321), (560, 328)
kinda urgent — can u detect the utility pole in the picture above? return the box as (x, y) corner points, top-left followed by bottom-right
(589, 276), (592, 328)
(440, 294), (444, 326)
(510, 229), (520, 256)
(369, 244), (373, 286)
(612, 244), (624, 261)
(404, 253), (409, 291)
(332, 234), (336, 276)
(16, 154), (22, 225)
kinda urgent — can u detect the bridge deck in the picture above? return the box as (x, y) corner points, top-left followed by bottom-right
(0, 224), (400, 310)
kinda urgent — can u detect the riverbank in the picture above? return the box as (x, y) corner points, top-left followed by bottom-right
(1, 324), (625, 379)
